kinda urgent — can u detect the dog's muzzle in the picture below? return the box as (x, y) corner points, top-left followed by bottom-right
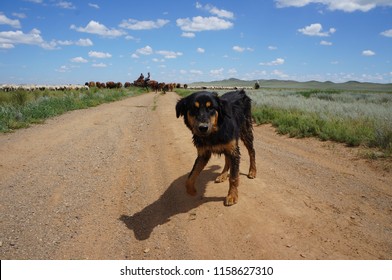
(196, 123), (210, 135)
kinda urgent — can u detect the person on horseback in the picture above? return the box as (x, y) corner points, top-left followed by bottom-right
(144, 72), (150, 86)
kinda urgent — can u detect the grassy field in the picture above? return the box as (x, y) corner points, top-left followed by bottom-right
(175, 87), (392, 156)
(0, 86), (146, 132)
(249, 89), (392, 155)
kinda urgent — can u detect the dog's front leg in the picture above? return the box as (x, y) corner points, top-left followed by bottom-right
(215, 154), (230, 183)
(225, 146), (240, 206)
(186, 151), (211, 196)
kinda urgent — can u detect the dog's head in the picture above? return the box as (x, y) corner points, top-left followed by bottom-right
(176, 91), (228, 137)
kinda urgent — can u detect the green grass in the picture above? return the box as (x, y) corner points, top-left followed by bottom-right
(249, 88), (392, 155)
(0, 87), (146, 132)
(252, 106), (377, 147)
(173, 88), (194, 97)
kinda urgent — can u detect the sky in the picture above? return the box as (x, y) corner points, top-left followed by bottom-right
(0, 0), (392, 85)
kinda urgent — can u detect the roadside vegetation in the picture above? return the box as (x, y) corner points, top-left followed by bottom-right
(249, 89), (392, 156)
(0, 86), (146, 132)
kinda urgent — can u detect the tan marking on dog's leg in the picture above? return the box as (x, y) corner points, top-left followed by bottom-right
(241, 128), (257, 179)
(224, 146), (240, 206)
(248, 150), (257, 179)
(186, 153), (210, 196)
(246, 135), (257, 179)
(215, 154), (230, 183)
(225, 176), (239, 206)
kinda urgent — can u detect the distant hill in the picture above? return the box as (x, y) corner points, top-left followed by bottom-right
(190, 78), (392, 92)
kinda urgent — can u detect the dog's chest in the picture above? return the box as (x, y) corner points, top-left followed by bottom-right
(195, 138), (237, 155)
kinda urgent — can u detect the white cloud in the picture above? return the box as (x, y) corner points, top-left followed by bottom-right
(0, 28), (57, 49)
(56, 40), (73, 46)
(56, 65), (70, 73)
(298, 23), (336, 36)
(209, 6), (234, 19)
(125, 35), (140, 42)
(88, 3), (100, 9)
(196, 2), (235, 19)
(0, 13), (21, 28)
(12, 13), (27, 19)
(135, 45), (153, 55)
(25, 0), (43, 3)
(275, 0), (392, 12)
(71, 57), (88, 63)
(232, 46), (254, 52)
(197, 47), (205, 53)
(233, 46), (245, 52)
(88, 51), (112, 58)
(75, 38), (93, 46)
(271, 69), (289, 79)
(131, 46), (182, 59)
(176, 16), (233, 32)
(181, 32), (196, 38)
(56, 1), (76, 9)
(320, 40), (333, 45)
(362, 50), (376, 56)
(380, 29), (392, 37)
(260, 58), (285, 66)
(268, 45), (278, 50)
(152, 58), (165, 63)
(56, 38), (93, 47)
(119, 19), (169, 30)
(156, 50), (183, 59)
(0, 43), (14, 49)
(71, 20), (125, 37)
(210, 67), (225, 77)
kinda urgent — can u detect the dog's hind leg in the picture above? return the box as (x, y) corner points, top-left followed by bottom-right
(215, 154), (230, 183)
(186, 152), (211, 196)
(225, 146), (240, 206)
(241, 126), (257, 179)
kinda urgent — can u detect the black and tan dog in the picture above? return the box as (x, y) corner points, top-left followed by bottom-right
(176, 89), (256, 206)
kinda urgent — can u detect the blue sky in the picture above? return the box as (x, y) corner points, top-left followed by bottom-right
(0, 0), (391, 85)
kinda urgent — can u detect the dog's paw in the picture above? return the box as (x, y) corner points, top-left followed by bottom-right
(215, 173), (228, 183)
(247, 169), (256, 179)
(224, 194), (238, 206)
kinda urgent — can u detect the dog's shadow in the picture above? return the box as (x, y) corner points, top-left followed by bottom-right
(119, 165), (223, 241)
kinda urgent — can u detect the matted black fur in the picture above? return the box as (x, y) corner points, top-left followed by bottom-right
(176, 89), (256, 206)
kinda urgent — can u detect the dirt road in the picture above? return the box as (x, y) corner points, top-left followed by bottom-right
(1, 92), (391, 260)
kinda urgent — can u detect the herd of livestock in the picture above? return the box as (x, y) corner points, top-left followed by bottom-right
(0, 81), (183, 93)
(0, 82), (249, 92)
(1, 74), (252, 93)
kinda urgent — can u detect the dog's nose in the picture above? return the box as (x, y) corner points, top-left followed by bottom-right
(198, 124), (209, 133)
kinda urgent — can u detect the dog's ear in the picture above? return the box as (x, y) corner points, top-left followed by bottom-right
(176, 98), (187, 118)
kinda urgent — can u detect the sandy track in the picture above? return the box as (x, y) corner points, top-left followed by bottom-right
(0, 92), (391, 260)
